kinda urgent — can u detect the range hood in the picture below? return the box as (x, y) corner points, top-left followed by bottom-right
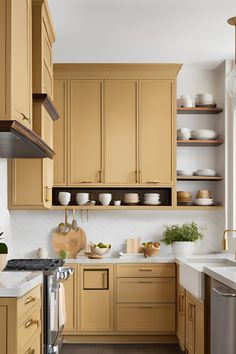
(0, 120), (55, 159)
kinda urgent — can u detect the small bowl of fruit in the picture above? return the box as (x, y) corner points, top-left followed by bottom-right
(90, 242), (111, 256)
(142, 241), (160, 257)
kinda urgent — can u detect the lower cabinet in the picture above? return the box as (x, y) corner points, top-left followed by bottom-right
(0, 285), (42, 354)
(185, 291), (204, 354)
(79, 265), (114, 332)
(177, 283), (186, 351)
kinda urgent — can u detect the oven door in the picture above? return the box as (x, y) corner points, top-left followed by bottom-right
(46, 275), (63, 353)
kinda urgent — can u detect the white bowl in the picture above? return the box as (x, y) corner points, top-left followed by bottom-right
(90, 244), (111, 256)
(195, 93), (215, 105)
(144, 201), (161, 206)
(76, 193), (89, 205)
(195, 198), (213, 206)
(196, 169), (217, 177)
(58, 192), (71, 206)
(177, 170), (194, 177)
(191, 129), (218, 140)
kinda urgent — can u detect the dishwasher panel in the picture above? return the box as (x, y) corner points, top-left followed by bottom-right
(211, 280), (236, 354)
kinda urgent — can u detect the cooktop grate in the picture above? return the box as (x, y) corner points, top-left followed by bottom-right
(5, 258), (64, 271)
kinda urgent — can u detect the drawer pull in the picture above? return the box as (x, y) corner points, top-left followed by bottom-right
(25, 318), (39, 329)
(25, 296), (36, 305)
(138, 306), (154, 309)
(25, 347), (35, 354)
(139, 268), (152, 272)
(18, 111), (31, 124)
(138, 281), (153, 283)
(147, 181), (160, 184)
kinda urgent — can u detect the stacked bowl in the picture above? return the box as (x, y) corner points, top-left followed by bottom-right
(144, 193), (161, 205)
(195, 93), (215, 107)
(195, 190), (213, 206)
(124, 193), (139, 204)
(177, 191), (192, 205)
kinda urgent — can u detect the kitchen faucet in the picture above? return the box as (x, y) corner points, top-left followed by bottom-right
(222, 230), (236, 251)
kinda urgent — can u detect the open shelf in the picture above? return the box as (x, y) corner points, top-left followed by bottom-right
(175, 205), (223, 210)
(177, 107), (223, 114)
(177, 176), (223, 181)
(177, 140), (224, 147)
(51, 205), (223, 211)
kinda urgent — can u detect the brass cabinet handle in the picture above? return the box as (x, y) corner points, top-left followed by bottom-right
(147, 181), (160, 184)
(19, 111), (31, 124)
(188, 303), (192, 321)
(24, 296), (36, 305)
(138, 281), (153, 283)
(45, 186), (51, 202)
(179, 295), (182, 313)
(25, 318), (39, 329)
(138, 306), (154, 309)
(139, 268), (152, 272)
(25, 347), (35, 354)
(98, 170), (102, 183)
(80, 181), (93, 183)
(135, 170), (138, 183)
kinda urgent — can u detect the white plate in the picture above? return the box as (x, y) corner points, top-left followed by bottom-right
(144, 201), (162, 206)
(191, 129), (218, 140)
(196, 169), (216, 177)
(177, 170), (194, 176)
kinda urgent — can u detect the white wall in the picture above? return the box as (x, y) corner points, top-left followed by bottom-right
(7, 65), (226, 258)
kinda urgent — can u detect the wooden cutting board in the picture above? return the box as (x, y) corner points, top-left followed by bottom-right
(52, 227), (87, 259)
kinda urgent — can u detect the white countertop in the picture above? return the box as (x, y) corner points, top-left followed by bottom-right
(65, 255), (175, 264)
(204, 265), (236, 291)
(0, 271), (43, 297)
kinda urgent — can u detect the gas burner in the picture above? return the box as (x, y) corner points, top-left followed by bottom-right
(5, 258), (65, 271)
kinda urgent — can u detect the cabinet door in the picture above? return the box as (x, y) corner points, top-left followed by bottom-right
(177, 284), (186, 351)
(195, 301), (204, 354)
(53, 79), (67, 186)
(104, 80), (137, 184)
(62, 265), (77, 334)
(11, 0), (32, 128)
(42, 18), (53, 97)
(69, 80), (102, 185)
(43, 158), (53, 208)
(0, 306), (7, 354)
(80, 266), (113, 332)
(185, 293), (195, 354)
(139, 80), (173, 184)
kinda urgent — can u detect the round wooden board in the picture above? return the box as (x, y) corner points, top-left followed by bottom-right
(52, 227), (87, 259)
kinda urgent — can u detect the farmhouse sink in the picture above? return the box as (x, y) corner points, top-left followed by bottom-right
(179, 258), (236, 300)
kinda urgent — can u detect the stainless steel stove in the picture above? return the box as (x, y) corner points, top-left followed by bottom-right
(5, 258), (73, 354)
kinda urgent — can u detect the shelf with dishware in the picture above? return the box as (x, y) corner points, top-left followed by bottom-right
(177, 107), (223, 114)
(177, 176), (223, 181)
(52, 187), (173, 209)
(177, 139), (224, 147)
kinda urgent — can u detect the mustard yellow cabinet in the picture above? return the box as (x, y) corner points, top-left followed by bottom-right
(53, 79), (68, 186)
(69, 80), (103, 185)
(0, 0), (32, 128)
(177, 283), (186, 351)
(0, 285), (42, 354)
(32, 0), (55, 97)
(139, 80), (174, 185)
(104, 80), (138, 184)
(79, 265), (114, 332)
(185, 291), (204, 354)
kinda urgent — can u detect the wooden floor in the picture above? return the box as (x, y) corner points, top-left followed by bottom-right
(61, 344), (183, 354)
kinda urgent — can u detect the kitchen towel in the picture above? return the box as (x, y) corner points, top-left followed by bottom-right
(59, 283), (67, 328)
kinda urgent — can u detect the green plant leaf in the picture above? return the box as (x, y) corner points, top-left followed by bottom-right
(161, 222), (204, 245)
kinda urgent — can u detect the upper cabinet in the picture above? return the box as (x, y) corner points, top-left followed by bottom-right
(0, 0), (32, 128)
(105, 80), (137, 184)
(53, 64), (181, 189)
(32, 0), (55, 97)
(69, 80), (103, 185)
(139, 80), (174, 185)
(8, 0), (57, 210)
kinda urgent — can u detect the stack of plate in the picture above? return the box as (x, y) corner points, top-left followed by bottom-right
(195, 93), (216, 107)
(191, 129), (218, 140)
(177, 170), (194, 177)
(195, 169), (216, 177)
(124, 193), (139, 204)
(177, 191), (192, 205)
(143, 193), (161, 205)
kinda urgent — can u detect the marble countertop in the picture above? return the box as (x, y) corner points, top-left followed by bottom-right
(0, 271), (43, 297)
(65, 255), (175, 264)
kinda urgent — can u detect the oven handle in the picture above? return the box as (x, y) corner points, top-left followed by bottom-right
(212, 287), (236, 297)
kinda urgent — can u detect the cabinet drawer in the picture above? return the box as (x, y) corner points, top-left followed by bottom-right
(17, 286), (41, 320)
(117, 278), (175, 303)
(116, 264), (175, 278)
(83, 269), (109, 289)
(19, 331), (41, 354)
(117, 304), (175, 332)
(18, 308), (41, 350)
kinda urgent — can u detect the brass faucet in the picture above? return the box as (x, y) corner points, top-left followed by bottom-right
(222, 230), (236, 251)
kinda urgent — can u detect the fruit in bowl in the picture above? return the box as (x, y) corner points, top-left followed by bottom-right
(142, 241), (160, 257)
(90, 242), (111, 256)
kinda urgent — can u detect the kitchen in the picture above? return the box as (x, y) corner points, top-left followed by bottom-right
(0, 0), (236, 353)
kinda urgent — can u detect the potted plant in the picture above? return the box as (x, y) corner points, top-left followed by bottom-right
(0, 242), (8, 271)
(161, 222), (204, 256)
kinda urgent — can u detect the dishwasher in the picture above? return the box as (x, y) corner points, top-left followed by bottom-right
(211, 279), (236, 354)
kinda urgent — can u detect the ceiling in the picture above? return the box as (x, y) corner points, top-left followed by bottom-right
(48, 0), (236, 69)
